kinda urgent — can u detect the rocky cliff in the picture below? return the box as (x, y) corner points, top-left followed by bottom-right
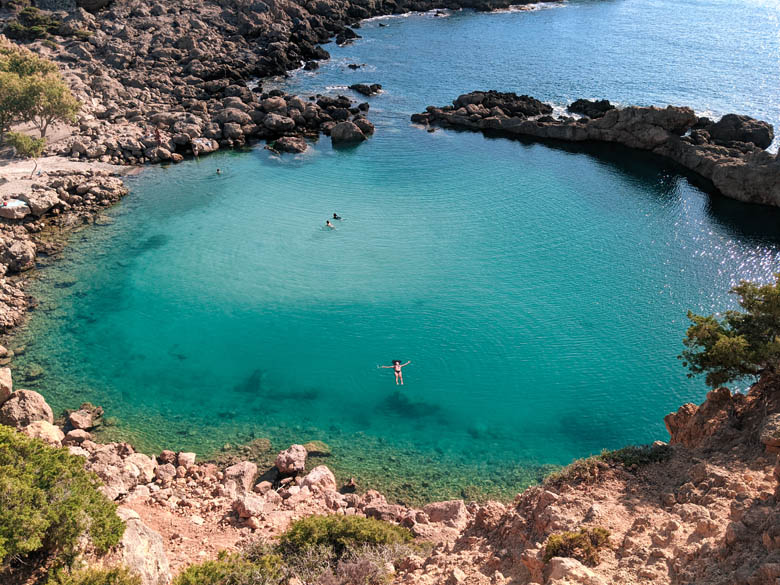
(413, 92), (780, 207)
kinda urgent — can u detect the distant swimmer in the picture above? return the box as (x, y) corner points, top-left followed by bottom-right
(378, 359), (411, 385)
(326, 220), (335, 229)
(333, 212), (342, 220)
(216, 168), (222, 175)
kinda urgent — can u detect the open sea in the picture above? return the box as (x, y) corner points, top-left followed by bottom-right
(13, 0), (780, 502)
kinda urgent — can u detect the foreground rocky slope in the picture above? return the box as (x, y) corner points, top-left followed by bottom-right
(412, 91), (780, 207)
(3, 361), (780, 585)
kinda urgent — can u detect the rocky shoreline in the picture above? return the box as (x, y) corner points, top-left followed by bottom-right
(412, 91), (780, 207)
(3, 362), (780, 585)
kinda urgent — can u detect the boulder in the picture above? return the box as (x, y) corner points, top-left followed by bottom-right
(274, 136), (307, 153)
(224, 460), (258, 493)
(127, 453), (157, 484)
(546, 557), (606, 585)
(21, 420), (65, 446)
(232, 493), (269, 518)
(330, 121), (366, 144)
(0, 201), (31, 220)
(68, 409), (93, 430)
(568, 98), (615, 119)
(155, 463), (176, 482)
(117, 507), (172, 585)
(63, 428), (91, 445)
(0, 367), (11, 405)
(0, 238), (36, 273)
(222, 122), (243, 140)
(423, 500), (470, 530)
(19, 190), (61, 217)
(353, 117), (375, 135)
(214, 108), (253, 126)
(300, 465), (337, 491)
(0, 390), (54, 427)
(158, 450), (176, 464)
(349, 83), (382, 96)
(177, 452), (196, 467)
(275, 444), (307, 475)
(705, 114), (774, 149)
(261, 96), (287, 113)
(263, 113), (296, 133)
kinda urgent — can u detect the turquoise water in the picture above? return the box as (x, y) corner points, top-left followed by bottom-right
(14, 0), (780, 501)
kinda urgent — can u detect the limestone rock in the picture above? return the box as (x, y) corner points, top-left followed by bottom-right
(177, 452), (196, 467)
(300, 465), (337, 492)
(263, 113), (296, 133)
(0, 238), (36, 273)
(705, 114), (774, 149)
(275, 444), (307, 475)
(232, 493), (269, 518)
(423, 499), (470, 530)
(0, 367), (11, 405)
(0, 201), (31, 219)
(21, 420), (65, 446)
(127, 453), (157, 484)
(68, 409), (93, 430)
(0, 390), (54, 427)
(547, 557), (607, 585)
(117, 507), (172, 585)
(224, 460), (258, 493)
(19, 190), (61, 217)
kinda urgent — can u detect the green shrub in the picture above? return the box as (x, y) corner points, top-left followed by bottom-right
(279, 515), (412, 558)
(173, 552), (283, 585)
(4, 7), (61, 40)
(46, 566), (141, 585)
(544, 443), (672, 487)
(0, 425), (124, 571)
(543, 526), (611, 566)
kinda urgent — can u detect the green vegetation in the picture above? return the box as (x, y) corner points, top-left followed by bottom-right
(0, 425), (124, 574)
(47, 567), (141, 585)
(544, 443), (672, 487)
(174, 552), (283, 585)
(4, 7), (61, 41)
(543, 526), (611, 566)
(279, 515), (412, 557)
(680, 274), (780, 387)
(174, 516), (416, 585)
(0, 38), (80, 143)
(6, 130), (45, 176)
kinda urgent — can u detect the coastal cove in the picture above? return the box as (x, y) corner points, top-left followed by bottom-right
(10, 0), (780, 502)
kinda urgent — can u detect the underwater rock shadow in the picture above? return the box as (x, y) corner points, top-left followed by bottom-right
(232, 368), (321, 403)
(375, 390), (446, 423)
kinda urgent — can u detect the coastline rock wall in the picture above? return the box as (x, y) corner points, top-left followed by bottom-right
(412, 92), (780, 207)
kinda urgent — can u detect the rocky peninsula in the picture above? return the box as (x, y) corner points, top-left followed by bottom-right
(3, 363), (780, 585)
(412, 91), (780, 207)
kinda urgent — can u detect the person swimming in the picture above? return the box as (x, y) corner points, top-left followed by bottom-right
(333, 213), (342, 220)
(216, 168), (222, 175)
(378, 359), (411, 385)
(326, 220), (335, 229)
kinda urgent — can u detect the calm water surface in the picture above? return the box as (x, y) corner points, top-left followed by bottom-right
(15, 0), (780, 501)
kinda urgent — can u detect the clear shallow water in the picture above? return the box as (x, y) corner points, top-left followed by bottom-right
(13, 0), (780, 502)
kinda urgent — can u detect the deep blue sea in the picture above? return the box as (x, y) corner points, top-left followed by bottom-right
(14, 0), (780, 501)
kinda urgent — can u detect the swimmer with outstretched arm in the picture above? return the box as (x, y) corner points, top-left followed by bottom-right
(378, 359), (411, 385)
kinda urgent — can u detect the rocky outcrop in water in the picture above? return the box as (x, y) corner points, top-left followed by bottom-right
(412, 91), (780, 207)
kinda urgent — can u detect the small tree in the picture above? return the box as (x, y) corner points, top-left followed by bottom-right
(26, 73), (80, 137)
(0, 71), (31, 144)
(0, 37), (57, 76)
(680, 274), (780, 387)
(6, 131), (45, 176)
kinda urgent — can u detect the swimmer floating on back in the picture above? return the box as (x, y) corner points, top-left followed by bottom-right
(326, 220), (335, 229)
(378, 359), (411, 385)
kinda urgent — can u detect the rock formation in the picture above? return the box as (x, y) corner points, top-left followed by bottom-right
(413, 92), (780, 207)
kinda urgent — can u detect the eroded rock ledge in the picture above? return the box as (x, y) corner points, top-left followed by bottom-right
(412, 91), (780, 207)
